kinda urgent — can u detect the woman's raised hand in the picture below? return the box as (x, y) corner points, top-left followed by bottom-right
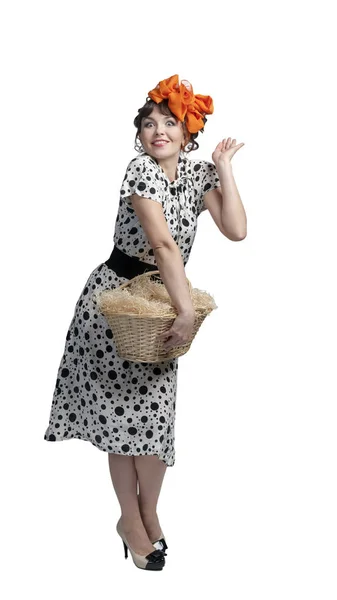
(212, 137), (245, 168)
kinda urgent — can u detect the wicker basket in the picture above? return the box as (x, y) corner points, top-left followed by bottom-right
(96, 270), (213, 363)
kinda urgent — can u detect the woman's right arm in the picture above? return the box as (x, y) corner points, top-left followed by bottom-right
(153, 243), (194, 315)
(130, 193), (195, 316)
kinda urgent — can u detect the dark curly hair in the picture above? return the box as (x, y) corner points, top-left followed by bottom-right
(133, 97), (207, 153)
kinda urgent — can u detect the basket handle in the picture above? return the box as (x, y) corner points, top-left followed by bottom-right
(117, 269), (192, 296)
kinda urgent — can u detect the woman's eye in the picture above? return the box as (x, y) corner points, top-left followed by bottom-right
(144, 120), (176, 128)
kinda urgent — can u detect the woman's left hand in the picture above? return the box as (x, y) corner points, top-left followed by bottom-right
(212, 137), (245, 168)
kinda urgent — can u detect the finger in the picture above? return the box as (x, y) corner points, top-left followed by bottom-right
(159, 331), (171, 340)
(160, 331), (174, 343)
(164, 337), (178, 348)
(164, 344), (178, 351)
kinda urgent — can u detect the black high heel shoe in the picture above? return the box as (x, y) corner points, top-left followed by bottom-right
(116, 518), (166, 571)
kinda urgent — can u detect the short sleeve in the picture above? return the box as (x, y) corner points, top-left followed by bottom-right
(195, 161), (221, 215)
(120, 155), (164, 208)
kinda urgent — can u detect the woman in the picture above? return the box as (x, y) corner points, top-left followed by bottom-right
(44, 74), (247, 570)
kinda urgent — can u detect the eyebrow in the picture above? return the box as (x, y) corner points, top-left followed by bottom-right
(143, 115), (176, 121)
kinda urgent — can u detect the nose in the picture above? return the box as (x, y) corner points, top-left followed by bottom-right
(154, 123), (166, 136)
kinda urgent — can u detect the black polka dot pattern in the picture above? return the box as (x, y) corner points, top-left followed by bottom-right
(116, 151), (221, 265)
(44, 262), (178, 466)
(44, 151), (220, 467)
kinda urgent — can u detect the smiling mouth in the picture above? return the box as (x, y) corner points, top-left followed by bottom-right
(152, 141), (169, 146)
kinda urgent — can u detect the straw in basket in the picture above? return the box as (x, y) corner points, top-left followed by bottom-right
(95, 270), (217, 363)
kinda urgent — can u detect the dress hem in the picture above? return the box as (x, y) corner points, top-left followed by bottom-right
(44, 432), (174, 467)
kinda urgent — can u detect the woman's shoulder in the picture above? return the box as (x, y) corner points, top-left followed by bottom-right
(123, 154), (164, 189)
(120, 153), (164, 197)
(184, 155), (215, 170)
(125, 153), (157, 171)
(182, 156), (218, 183)
(182, 155), (220, 196)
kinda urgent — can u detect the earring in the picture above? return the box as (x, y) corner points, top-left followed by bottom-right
(135, 137), (144, 153)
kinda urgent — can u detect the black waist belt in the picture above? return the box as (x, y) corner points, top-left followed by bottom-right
(104, 245), (158, 280)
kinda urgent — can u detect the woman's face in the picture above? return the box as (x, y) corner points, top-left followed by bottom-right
(138, 105), (185, 160)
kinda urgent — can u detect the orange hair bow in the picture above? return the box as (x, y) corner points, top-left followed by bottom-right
(148, 74), (214, 134)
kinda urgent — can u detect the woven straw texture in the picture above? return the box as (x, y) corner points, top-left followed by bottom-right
(95, 270), (216, 362)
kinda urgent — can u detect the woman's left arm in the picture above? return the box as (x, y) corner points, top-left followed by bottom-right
(204, 137), (247, 240)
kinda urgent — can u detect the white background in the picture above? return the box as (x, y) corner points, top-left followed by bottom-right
(1, 0), (336, 598)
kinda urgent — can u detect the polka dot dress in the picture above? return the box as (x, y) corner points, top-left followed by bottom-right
(44, 151), (221, 466)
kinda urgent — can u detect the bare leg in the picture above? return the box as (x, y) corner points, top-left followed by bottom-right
(134, 455), (167, 542)
(108, 453), (155, 555)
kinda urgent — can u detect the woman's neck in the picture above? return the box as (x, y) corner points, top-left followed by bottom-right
(155, 151), (180, 182)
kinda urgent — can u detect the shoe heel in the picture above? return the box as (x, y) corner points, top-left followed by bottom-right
(123, 540), (128, 559)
